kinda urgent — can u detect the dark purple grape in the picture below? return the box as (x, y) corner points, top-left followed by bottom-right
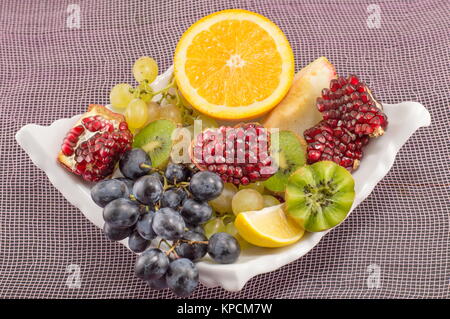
(132, 175), (163, 205)
(152, 208), (185, 240)
(149, 172), (164, 184)
(119, 149), (152, 180)
(146, 275), (168, 290)
(165, 163), (189, 184)
(181, 199), (212, 225)
(175, 187), (188, 203)
(103, 198), (140, 228)
(136, 213), (157, 240)
(135, 248), (169, 280)
(187, 224), (205, 234)
(175, 231), (208, 261)
(115, 177), (134, 194)
(207, 232), (240, 264)
(128, 230), (150, 253)
(189, 171), (223, 201)
(161, 189), (183, 209)
(166, 258), (198, 297)
(91, 179), (129, 207)
(103, 222), (133, 241)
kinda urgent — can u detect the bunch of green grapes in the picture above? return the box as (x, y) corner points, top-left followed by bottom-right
(110, 56), (196, 130)
(109, 57), (160, 129)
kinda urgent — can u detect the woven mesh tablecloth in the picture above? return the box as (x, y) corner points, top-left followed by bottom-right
(1, 0), (449, 299)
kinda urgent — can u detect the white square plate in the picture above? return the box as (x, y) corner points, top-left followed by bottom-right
(16, 67), (431, 291)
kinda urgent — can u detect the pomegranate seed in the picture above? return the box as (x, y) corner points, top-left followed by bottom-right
(71, 125), (84, 135)
(227, 166), (235, 176)
(340, 157), (353, 167)
(81, 117), (92, 125)
(119, 122), (128, 131)
(337, 76), (347, 87)
(308, 150), (321, 162)
(67, 133), (80, 143)
(330, 79), (340, 92)
(348, 75), (359, 86)
(234, 167), (243, 178)
(217, 164), (227, 175)
(61, 144), (74, 156)
(322, 88), (331, 100)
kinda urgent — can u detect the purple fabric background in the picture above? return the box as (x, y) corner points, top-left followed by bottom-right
(1, 0), (449, 298)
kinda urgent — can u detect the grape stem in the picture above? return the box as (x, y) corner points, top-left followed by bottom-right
(158, 239), (171, 250)
(139, 163), (161, 171)
(179, 239), (209, 245)
(165, 240), (180, 258)
(153, 77), (178, 104)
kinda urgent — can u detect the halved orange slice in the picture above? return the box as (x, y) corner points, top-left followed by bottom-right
(174, 9), (295, 120)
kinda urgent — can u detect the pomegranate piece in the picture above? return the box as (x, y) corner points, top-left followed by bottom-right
(191, 123), (276, 186)
(318, 75), (388, 137)
(304, 121), (369, 171)
(305, 75), (388, 171)
(57, 104), (132, 182)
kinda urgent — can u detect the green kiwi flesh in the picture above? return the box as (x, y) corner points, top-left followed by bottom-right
(133, 119), (176, 168)
(263, 130), (306, 192)
(285, 161), (355, 232)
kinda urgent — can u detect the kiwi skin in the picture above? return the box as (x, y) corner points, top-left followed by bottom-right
(132, 119), (176, 169)
(263, 130), (307, 193)
(285, 161), (355, 232)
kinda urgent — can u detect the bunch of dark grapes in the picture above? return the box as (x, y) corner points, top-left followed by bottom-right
(90, 148), (241, 296)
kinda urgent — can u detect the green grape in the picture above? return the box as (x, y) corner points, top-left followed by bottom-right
(146, 101), (161, 123)
(140, 91), (153, 103)
(262, 195), (281, 207)
(158, 104), (183, 124)
(209, 183), (238, 214)
(239, 181), (265, 194)
(125, 98), (149, 129)
(110, 83), (133, 110)
(225, 223), (251, 249)
(195, 114), (218, 130)
(133, 56), (158, 83)
(225, 222), (239, 237)
(203, 218), (226, 239)
(231, 189), (264, 215)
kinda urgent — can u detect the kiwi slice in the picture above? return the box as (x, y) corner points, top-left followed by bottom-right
(133, 119), (176, 168)
(285, 161), (355, 232)
(263, 130), (306, 192)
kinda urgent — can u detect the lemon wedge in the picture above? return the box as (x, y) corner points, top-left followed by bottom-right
(234, 204), (304, 248)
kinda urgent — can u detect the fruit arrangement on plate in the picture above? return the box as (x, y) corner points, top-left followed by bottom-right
(56, 9), (390, 296)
